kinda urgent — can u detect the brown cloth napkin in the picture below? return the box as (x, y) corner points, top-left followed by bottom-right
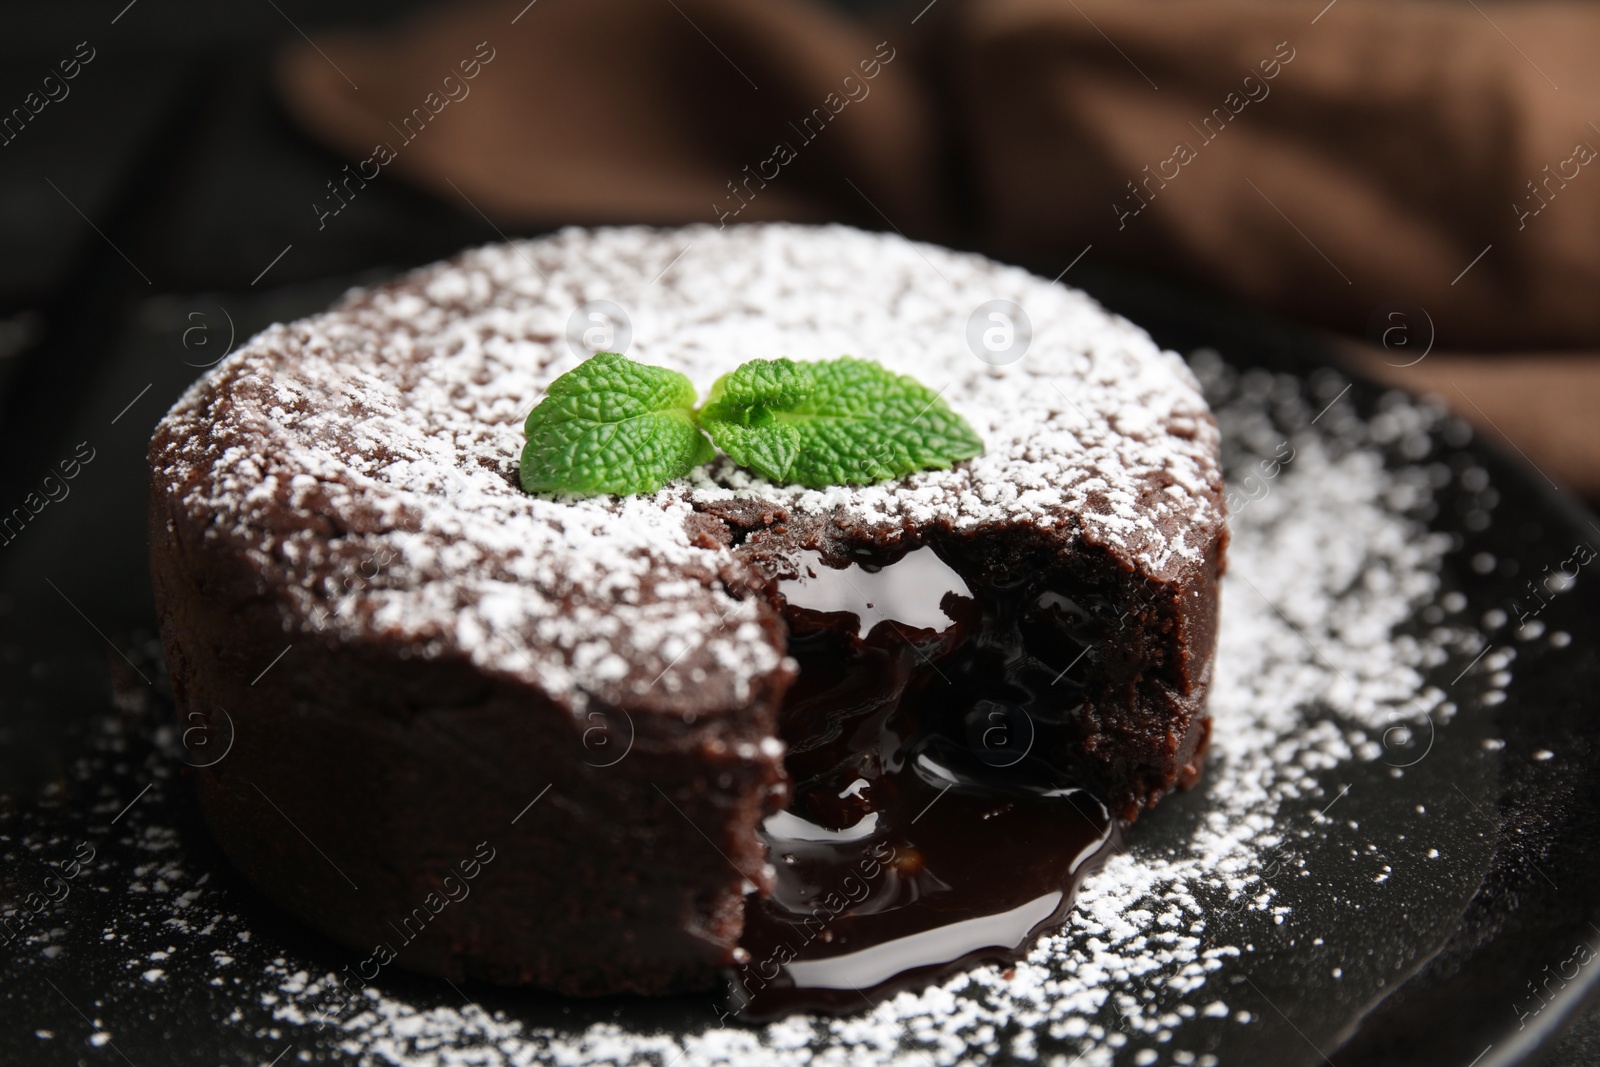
(278, 0), (947, 238)
(275, 0), (1600, 493)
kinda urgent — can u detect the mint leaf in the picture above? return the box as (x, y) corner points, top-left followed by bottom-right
(519, 352), (714, 496)
(698, 357), (983, 488)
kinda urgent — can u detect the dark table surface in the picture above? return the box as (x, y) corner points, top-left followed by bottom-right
(1, 3), (1596, 1063)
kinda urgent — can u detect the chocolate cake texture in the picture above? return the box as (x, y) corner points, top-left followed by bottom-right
(147, 223), (1227, 998)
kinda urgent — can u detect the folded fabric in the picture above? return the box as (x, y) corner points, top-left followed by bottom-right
(277, 0), (1600, 348)
(277, 0), (945, 238)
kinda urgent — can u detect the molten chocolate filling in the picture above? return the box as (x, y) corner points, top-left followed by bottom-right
(728, 545), (1121, 1018)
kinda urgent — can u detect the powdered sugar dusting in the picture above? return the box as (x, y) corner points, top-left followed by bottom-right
(149, 224), (1222, 713)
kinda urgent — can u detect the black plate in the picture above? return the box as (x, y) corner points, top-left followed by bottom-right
(2, 263), (1598, 1067)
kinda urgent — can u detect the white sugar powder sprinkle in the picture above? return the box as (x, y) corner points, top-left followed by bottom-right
(113, 231), (1499, 1065)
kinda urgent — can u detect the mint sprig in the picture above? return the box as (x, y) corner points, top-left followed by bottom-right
(517, 353), (983, 497)
(519, 352), (714, 495)
(698, 357), (984, 488)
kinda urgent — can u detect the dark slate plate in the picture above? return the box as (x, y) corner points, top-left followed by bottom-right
(1079, 271), (1600, 1067)
(1, 262), (1597, 1067)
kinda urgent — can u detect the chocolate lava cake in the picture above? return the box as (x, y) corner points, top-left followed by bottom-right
(148, 224), (1226, 1004)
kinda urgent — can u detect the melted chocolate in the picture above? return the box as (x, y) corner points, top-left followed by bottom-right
(728, 545), (1120, 1019)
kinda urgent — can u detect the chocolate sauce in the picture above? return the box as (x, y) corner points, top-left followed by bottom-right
(728, 545), (1120, 1019)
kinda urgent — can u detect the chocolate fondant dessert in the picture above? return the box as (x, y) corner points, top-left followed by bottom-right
(148, 224), (1226, 1005)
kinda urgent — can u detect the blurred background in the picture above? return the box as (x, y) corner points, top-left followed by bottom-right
(2, 0), (1598, 1061)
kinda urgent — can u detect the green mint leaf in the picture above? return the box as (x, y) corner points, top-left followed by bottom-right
(519, 352), (714, 496)
(697, 356), (984, 488)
